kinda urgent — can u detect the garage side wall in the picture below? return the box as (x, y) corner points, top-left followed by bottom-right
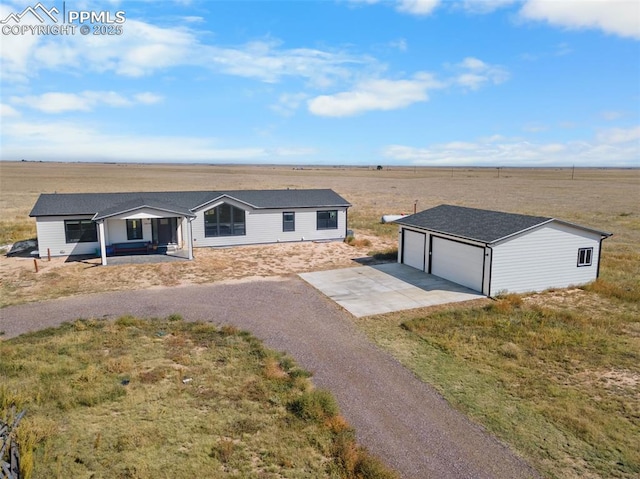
(490, 223), (602, 296)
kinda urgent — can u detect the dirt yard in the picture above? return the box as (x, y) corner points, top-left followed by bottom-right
(0, 233), (395, 307)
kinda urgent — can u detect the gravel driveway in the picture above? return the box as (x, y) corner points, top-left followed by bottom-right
(0, 277), (539, 479)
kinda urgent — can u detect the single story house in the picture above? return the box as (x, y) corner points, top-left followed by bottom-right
(395, 204), (612, 296)
(29, 189), (351, 265)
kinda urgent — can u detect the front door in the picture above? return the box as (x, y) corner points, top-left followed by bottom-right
(152, 218), (177, 244)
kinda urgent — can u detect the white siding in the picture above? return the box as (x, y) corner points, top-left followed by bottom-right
(35, 216), (99, 258)
(105, 218), (153, 244)
(192, 202), (347, 248)
(490, 223), (602, 295)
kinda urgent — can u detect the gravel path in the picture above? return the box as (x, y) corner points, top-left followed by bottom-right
(0, 277), (539, 479)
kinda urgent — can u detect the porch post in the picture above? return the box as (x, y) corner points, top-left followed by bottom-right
(186, 218), (194, 260)
(98, 220), (107, 266)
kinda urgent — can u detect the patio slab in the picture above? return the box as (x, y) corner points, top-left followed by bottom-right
(104, 253), (189, 265)
(299, 263), (485, 317)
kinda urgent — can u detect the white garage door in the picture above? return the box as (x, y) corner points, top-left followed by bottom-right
(431, 237), (484, 292)
(402, 230), (426, 271)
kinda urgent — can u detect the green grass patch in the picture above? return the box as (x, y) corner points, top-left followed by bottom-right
(356, 295), (639, 479)
(1, 317), (397, 479)
(348, 211), (398, 239)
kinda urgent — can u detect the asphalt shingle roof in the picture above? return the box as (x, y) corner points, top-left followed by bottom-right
(29, 189), (351, 218)
(395, 204), (555, 244)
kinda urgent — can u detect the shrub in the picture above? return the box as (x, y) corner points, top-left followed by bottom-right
(114, 315), (140, 327)
(288, 389), (339, 422)
(210, 438), (235, 463)
(368, 248), (398, 261)
(346, 236), (372, 247)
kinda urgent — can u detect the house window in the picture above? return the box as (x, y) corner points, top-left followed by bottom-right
(204, 204), (246, 237)
(577, 247), (593, 267)
(126, 219), (143, 240)
(64, 220), (97, 243)
(317, 210), (338, 230)
(283, 212), (295, 232)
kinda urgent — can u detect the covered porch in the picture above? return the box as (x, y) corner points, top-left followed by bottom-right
(93, 202), (196, 266)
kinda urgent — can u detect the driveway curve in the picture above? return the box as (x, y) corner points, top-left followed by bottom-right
(0, 277), (539, 479)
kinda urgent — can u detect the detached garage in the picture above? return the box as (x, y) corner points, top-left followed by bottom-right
(396, 205), (611, 297)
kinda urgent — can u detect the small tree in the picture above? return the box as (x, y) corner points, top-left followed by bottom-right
(376, 165), (383, 171)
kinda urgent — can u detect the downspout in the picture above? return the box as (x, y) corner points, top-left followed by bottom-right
(596, 236), (604, 279)
(345, 207), (349, 239)
(486, 245), (493, 297)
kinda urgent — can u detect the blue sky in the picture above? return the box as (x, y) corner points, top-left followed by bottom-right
(1, 0), (638, 166)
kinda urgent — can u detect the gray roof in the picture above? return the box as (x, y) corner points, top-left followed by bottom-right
(395, 204), (610, 244)
(30, 189), (351, 219)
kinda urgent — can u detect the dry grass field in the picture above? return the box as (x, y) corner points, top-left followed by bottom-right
(1, 317), (396, 479)
(1, 161), (639, 479)
(0, 161), (637, 306)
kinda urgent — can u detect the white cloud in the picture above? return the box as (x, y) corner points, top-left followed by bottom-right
(0, 120), (317, 163)
(348, 0), (440, 15)
(596, 125), (640, 144)
(306, 56), (508, 117)
(182, 16), (204, 23)
(134, 92), (164, 105)
(523, 122), (549, 132)
(601, 111), (624, 121)
(382, 126), (640, 166)
(1, 17), (375, 88)
(10, 91), (162, 113)
(461, 0), (517, 14)
(389, 38), (408, 51)
(0, 103), (20, 117)
(454, 57), (510, 90)
(270, 93), (308, 116)
(396, 0), (440, 16)
(272, 147), (318, 156)
(308, 72), (443, 117)
(520, 0), (640, 40)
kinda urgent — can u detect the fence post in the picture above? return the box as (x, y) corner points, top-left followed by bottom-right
(33, 258), (38, 273)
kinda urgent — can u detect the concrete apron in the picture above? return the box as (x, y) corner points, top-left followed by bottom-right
(299, 262), (485, 317)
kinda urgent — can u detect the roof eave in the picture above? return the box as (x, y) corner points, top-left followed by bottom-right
(93, 205), (197, 221)
(192, 194), (258, 212)
(396, 222), (490, 244)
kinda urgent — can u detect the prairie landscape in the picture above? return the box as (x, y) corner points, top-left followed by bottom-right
(1, 161), (639, 479)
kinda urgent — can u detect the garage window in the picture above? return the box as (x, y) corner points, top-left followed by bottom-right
(577, 247), (593, 267)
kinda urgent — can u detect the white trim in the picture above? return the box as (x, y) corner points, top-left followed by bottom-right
(98, 220), (107, 266)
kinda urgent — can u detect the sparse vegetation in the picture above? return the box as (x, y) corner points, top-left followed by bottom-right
(345, 235), (372, 248)
(358, 292), (639, 479)
(0, 317), (397, 479)
(368, 248), (398, 261)
(1, 162), (638, 478)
